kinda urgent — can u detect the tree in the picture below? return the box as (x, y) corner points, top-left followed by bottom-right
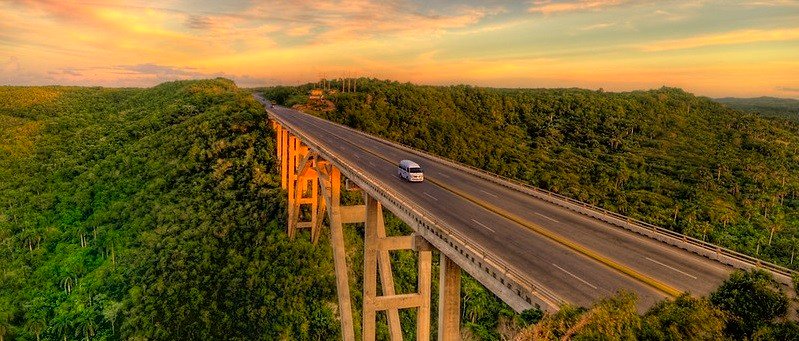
(710, 269), (789, 339)
(639, 294), (725, 340)
(515, 291), (640, 340)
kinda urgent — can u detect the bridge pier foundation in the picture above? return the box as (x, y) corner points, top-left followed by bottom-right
(363, 193), (432, 341)
(273, 120), (458, 340)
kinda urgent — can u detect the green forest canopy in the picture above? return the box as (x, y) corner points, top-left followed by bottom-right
(715, 96), (799, 123)
(0, 79), (341, 340)
(262, 79), (799, 272)
(2, 78), (799, 340)
(0, 79), (527, 340)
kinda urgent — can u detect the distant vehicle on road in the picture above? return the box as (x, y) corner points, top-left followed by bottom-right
(398, 160), (424, 182)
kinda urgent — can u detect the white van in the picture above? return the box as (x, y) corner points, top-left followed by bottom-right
(398, 160), (424, 182)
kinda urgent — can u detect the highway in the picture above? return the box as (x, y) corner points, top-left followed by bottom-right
(265, 102), (735, 310)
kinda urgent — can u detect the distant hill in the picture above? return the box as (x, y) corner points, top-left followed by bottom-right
(3, 79), (798, 341)
(263, 79), (799, 271)
(715, 96), (799, 123)
(263, 80), (799, 338)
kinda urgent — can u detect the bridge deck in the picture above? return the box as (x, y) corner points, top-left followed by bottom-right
(267, 104), (735, 310)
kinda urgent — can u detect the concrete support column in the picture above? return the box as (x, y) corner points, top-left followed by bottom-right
(318, 165), (356, 341)
(374, 196), (403, 340)
(275, 123), (282, 162)
(286, 135), (298, 237)
(362, 194), (380, 341)
(312, 176), (326, 244)
(438, 254), (462, 341)
(280, 129), (288, 189)
(363, 193), (434, 341)
(416, 239), (433, 341)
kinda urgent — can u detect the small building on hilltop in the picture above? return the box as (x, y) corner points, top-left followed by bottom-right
(309, 89), (324, 100)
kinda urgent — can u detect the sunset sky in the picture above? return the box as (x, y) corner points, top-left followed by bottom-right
(1, 0), (798, 98)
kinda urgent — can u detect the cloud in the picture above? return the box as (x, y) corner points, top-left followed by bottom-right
(580, 22), (616, 30)
(776, 86), (799, 93)
(528, 0), (628, 14)
(1, 56), (20, 73)
(640, 28), (799, 52)
(48, 68), (82, 76)
(107, 64), (273, 87)
(743, 0), (799, 7)
(185, 15), (212, 30)
(117, 63), (201, 77)
(226, 1), (505, 43)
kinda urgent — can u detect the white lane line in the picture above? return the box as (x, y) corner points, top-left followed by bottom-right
(535, 212), (560, 223)
(552, 263), (598, 290)
(353, 154), (360, 159)
(645, 257), (698, 279)
(423, 192), (438, 201)
(479, 189), (499, 198)
(368, 161), (375, 166)
(437, 172), (451, 178)
(471, 219), (495, 233)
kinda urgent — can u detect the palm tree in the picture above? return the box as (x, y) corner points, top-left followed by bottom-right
(27, 319), (46, 341)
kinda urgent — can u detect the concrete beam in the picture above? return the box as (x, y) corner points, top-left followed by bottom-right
(340, 205), (366, 224)
(379, 236), (416, 250)
(374, 294), (423, 310)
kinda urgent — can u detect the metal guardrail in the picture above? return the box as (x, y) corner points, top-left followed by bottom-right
(291, 107), (798, 286)
(267, 108), (564, 311)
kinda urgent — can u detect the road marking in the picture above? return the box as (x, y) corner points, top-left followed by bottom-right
(645, 257), (698, 279)
(280, 110), (681, 298)
(353, 154), (360, 159)
(471, 219), (495, 233)
(423, 192), (438, 201)
(552, 263), (598, 290)
(368, 161), (375, 166)
(437, 172), (451, 178)
(535, 212), (560, 223)
(479, 189), (499, 198)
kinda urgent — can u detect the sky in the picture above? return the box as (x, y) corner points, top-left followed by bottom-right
(1, 0), (798, 98)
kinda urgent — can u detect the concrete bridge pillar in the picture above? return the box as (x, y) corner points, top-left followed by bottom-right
(363, 193), (433, 341)
(438, 255), (462, 340)
(273, 119), (459, 340)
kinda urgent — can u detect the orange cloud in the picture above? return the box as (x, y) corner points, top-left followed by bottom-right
(640, 28), (799, 51)
(528, 0), (627, 14)
(237, 1), (497, 42)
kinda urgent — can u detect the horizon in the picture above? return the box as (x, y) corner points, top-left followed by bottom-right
(3, 76), (798, 101)
(2, 1), (799, 99)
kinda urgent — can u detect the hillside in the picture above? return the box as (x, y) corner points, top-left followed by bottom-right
(0, 79), (343, 340)
(716, 97), (799, 123)
(261, 79), (799, 339)
(2, 78), (798, 340)
(0, 79), (536, 340)
(262, 79), (799, 272)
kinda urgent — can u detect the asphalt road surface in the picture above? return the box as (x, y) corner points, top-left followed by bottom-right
(264, 101), (733, 310)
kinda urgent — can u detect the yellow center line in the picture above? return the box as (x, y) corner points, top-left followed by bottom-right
(280, 111), (683, 299)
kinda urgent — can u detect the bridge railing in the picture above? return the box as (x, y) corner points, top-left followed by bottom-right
(268, 109), (564, 311)
(297, 109), (797, 286)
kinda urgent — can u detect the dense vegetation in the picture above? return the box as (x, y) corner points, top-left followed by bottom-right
(716, 96), (799, 123)
(0, 79), (341, 340)
(263, 79), (799, 271)
(2, 78), (798, 340)
(515, 270), (797, 340)
(0, 79), (530, 340)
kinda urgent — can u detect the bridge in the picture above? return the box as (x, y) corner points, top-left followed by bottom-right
(255, 95), (795, 340)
